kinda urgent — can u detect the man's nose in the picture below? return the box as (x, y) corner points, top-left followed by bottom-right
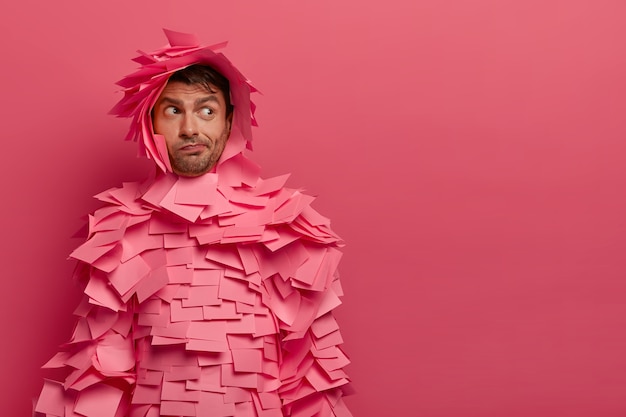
(180, 114), (199, 137)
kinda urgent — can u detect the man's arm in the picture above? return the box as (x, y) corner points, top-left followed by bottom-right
(35, 263), (137, 417)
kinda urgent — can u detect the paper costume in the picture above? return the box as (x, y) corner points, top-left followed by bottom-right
(35, 29), (352, 417)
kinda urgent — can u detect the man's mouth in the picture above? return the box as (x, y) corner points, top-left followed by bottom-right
(180, 143), (207, 152)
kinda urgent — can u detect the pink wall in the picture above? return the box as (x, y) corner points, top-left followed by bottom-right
(2, 1), (626, 416)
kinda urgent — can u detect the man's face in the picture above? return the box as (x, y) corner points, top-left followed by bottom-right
(153, 81), (232, 177)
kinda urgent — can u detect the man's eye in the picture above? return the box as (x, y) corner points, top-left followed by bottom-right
(165, 106), (179, 115)
(200, 108), (214, 117)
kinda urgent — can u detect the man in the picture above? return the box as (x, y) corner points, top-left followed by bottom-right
(152, 65), (234, 177)
(35, 30), (352, 417)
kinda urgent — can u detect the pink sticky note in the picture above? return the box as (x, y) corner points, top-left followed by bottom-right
(223, 225), (266, 238)
(254, 313), (279, 337)
(164, 365), (202, 382)
(121, 222), (164, 262)
(149, 214), (188, 235)
(159, 182), (205, 222)
(152, 336), (187, 346)
(318, 352), (351, 372)
(232, 202), (276, 228)
(137, 369), (164, 386)
(203, 301), (243, 320)
(164, 232), (196, 248)
(224, 386), (252, 403)
(261, 227), (300, 252)
(108, 254), (151, 296)
(221, 364), (257, 389)
(136, 265), (170, 303)
(163, 28), (201, 47)
(165, 246), (194, 265)
(167, 265), (194, 284)
(234, 401), (258, 417)
(42, 351), (72, 369)
(90, 211), (127, 233)
(310, 312), (340, 338)
(84, 270), (125, 311)
(175, 173), (218, 205)
(156, 283), (182, 303)
(289, 218), (337, 245)
(304, 364), (349, 393)
(263, 338), (279, 362)
(261, 359), (279, 379)
(223, 268), (247, 280)
(131, 383), (161, 405)
(228, 189), (270, 207)
(74, 384), (124, 417)
(237, 246), (259, 275)
(312, 345), (342, 359)
(95, 333), (135, 372)
(258, 391), (283, 409)
(227, 334), (263, 349)
(206, 246), (244, 270)
(172, 285), (190, 300)
(138, 311), (169, 330)
(312, 329), (344, 351)
(87, 307), (119, 339)
(141, 173), (177, 208)
(170, 299), (204, 322)
(137, 298), (163, 314)
(150, 321), (189, 339)
(91, 245), (124, 275)
(107, 181), (140, 205)
(313, 248), (342, 290)
(70, 242), (117, 265)
(218, 276), (256, 305)
(186, 366), (227, 394)
(252, 174), (291, 196)
(292, 247), (326, 286)
(252, 392), (283, 417)
(194, 228), (225, 245)
(69, 318), (92, 344)
(273, 191), (316, 224)
(161, 380), (200, 401)
(264, 282), (300, 327)
(197, 351), (233, 367)
(84, 227), (126, 248)
(186, 338), (229, 352)
(35, 379), (67, 416)
(220, 229), (265, 244)
(231, 348), (263, 373)
(314, 287), (343, 320)
(197, 391), (237, 417)
(225, 313), (256, 334)
(199, 191), (235, 219)
(187, 320), (227, 340)
(159, 400), (197, 417)
(299, 205), (331, 227)
(236, 297), (265, 314)
(182, 285), (220, 307)
(140, 342), (198, 370)
(193, 269), (223, 285)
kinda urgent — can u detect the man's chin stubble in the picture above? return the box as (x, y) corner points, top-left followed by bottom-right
(171, 154), (214, 177)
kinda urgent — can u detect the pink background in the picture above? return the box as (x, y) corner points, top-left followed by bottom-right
(2, 1), (626, 416)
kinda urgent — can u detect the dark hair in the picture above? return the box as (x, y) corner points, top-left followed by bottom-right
(168, 64), (233, 115)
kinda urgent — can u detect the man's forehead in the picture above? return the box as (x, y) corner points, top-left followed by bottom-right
(157, 82), (225, 102)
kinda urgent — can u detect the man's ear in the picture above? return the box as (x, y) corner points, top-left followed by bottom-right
(226, 112), (233, 133)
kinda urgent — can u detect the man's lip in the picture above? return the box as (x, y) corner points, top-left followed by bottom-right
(179, 143), (207, 152)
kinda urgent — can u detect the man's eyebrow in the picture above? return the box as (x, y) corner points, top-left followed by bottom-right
(157, 95), (221, 107)
(195, 95), (221, 107)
